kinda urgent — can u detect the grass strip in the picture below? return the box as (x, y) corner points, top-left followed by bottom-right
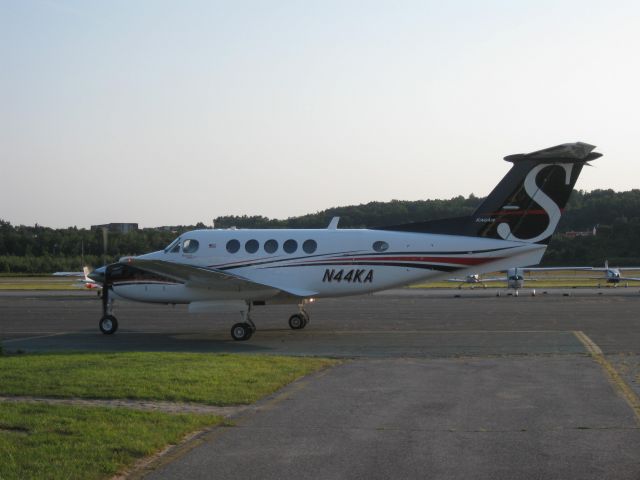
(0, 283), (78, 290)
(0, 402), (221, 480)
(0, 352), (335, 405)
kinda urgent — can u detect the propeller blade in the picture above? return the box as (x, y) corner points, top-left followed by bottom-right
(101, 264), (110, 315)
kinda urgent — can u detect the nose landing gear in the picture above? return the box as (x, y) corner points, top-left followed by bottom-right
(99, 314), (118, 334)
(99, 265), (118, 335)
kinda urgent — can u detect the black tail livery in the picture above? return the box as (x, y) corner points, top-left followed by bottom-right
(376, 142), (601, 244)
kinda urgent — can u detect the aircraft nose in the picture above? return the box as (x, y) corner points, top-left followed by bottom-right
(88, 266), (105, 283)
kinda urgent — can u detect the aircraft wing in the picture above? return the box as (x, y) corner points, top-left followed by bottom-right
(53, 271), (84, 277)
(619, 276), (640, 282)
(125, 258), (318, 298)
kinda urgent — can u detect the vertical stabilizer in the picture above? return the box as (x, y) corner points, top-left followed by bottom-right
(375, 142), (601, 244)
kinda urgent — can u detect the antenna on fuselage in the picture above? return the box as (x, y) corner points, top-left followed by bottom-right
(327, 217), (340, 229)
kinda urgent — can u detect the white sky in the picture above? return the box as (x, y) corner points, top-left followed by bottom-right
(2, 0), (639, 228)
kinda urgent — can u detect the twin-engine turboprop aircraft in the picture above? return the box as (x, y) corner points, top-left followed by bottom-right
(89, 142), (602, 341)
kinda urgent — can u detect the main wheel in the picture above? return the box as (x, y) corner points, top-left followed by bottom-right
(231, 322), (253, 341)
(288, 314), (307, 330)
(99, 315), (118, 335)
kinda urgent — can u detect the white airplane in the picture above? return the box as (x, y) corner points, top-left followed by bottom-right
(590, 260), (640, 286)
(54, 267), (102, 291)
(89, 142), (601, 340)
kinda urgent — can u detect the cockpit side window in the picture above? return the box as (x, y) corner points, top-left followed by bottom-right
(164, 237), (181, 253)
(183, 239), (199, 254)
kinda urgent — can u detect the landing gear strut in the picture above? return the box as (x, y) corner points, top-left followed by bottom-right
(99, 265), (118, 335)
(231, 304), (256, 341)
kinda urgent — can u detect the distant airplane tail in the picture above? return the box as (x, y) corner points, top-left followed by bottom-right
(376, 142), (601, 244)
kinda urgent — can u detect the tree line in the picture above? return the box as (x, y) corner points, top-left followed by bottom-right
(1, 189), (639, 273)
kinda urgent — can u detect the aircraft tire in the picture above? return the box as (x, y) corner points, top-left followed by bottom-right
(231, 323), (252, 341)
(288, 314), (306, 330)
(99, 315), (118, 335)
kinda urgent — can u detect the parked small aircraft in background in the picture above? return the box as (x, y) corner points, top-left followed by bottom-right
(89, 142), (601, 340)
(449, 266), (591, 296)
(590, 261), (640, 286)
(54, 267), (101, 291)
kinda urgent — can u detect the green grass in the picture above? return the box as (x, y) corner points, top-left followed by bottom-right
(0, 352), (336, 405)
(0, 402), (221, 480)
(0, 276), (77, 290)
(0, 352), (336, 479)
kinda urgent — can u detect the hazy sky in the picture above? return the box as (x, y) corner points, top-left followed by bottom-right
(2, 0), (639, 228)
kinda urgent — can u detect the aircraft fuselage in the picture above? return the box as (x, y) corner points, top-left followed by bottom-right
(110, 228), (546, 304)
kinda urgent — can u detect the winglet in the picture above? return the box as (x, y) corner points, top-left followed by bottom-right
(327, 217), (340, 229)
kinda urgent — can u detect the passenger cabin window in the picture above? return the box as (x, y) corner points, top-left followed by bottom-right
(245, 239), (259, 254)
(373, 241), (389, 252)
(182, 239), (199, 254)
(226, 239), (240, 254)
(303, 239), (317, 254)
(264, 239), (278, 254)
(283, 239), (298, 254)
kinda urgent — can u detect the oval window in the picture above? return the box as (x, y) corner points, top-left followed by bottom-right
(283, 239), (298, 254)
(264, 239), (278, 254)
(245, 239), (259, 254)
(302, 239), (317, 254)
(226, 239), (240, 254)
(182, 239), (199, 254)
(373, 241), (389, 252)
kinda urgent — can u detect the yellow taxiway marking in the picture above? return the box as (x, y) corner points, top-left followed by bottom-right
(573, 330), (640, 426)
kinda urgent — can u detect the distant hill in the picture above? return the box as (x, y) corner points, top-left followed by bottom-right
(1, 189), (640, 272)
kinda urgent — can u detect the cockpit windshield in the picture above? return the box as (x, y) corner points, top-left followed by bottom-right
(164, 237), (181, 253)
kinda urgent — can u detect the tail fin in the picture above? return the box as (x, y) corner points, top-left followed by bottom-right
(375, 142), (601, 244)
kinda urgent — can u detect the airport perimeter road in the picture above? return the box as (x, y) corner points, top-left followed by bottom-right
(2, 289), (640, 479)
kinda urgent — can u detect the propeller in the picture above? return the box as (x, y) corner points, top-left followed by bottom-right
(101, 264), (111, 316)
(100, 228), (111, 316)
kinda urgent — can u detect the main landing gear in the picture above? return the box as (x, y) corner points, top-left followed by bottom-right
(231, 307), (256, 341)
(230, 303), (311, 341)
(288, 307), (310, 330)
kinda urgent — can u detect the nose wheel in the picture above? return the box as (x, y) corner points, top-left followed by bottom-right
(99, 315), (118, 335)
